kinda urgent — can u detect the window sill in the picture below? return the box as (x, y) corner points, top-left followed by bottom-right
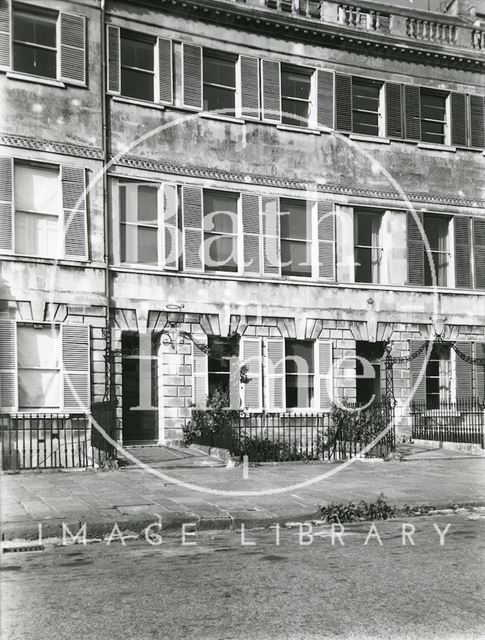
(417, 142), (456, 152)
(1, 254), (96, 267)
(200, 112), (245, 124)
(349, 134), (390, 145)
(276, 124), (321, 135)
(6, 71), (66, 88)
(111, 95), (165, 110)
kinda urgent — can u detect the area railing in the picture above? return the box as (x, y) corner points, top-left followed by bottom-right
(192, 403), (395, 462)
(410, 398), (485, 447)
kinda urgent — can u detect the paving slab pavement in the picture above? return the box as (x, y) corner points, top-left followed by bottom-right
(1, 455), (485, 541)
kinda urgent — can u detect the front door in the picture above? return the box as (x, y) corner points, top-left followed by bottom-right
(121, 333), (158, 443)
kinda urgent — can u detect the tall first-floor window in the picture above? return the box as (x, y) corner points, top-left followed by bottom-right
(281, 64), (313, 128)
(280, 198), (312, 277)
(120, 182), (159, 265)
(420, 89), (448, 145)
(17, 325), (61, 410)
(423, 214), (450, 287)
(351, 78), (383, 137)
(425, 343), (452, 408)
(203, 51), (237, 117)
(354, 209), (382, 283)
(203, 190), (238, 272)
(285, 340), (314, 409)
(15, 163), (61, 258)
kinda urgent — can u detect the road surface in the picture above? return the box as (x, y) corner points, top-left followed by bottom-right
(1, 514), (484, 639)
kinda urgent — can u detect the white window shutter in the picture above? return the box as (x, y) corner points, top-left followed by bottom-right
(265, 337), (285, 411)
(0, 319), (17, 411)
(261, 59), (281, 123)
(106, 25), (120, 95)
(156, 37), (173, 104)
(182, 185), (203, 272)
(61, 166), (88, 260)
(182, 43), (202, 110)
(238, 55), (260, 120)
(59, 13), (86, 85)
(317, 201), (336, 281)
(315, 340), (333, 410)
(316, 69), (334, 130)
(0, 156), (14, 252)
(62, 324), (90, 413)
(240, 337), (262, 410)
(262, 195), (280, 276)
(0, 0), (11, 69)
(162, 183), (179, 270)
(192, 339), (208, 408)
(242, 193), (261, 275)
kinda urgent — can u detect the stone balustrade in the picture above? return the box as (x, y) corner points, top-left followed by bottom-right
(406, 17), (457, 45)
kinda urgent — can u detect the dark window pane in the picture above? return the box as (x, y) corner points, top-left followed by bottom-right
(13, 43), (56, 78)
(281, 69), (311, 100)
(208, 373), (230, 397)
(352, 94), (379, 112)
(281, 240), (311, 277)
(280, 199), (309, 240)
(203, 55), (236, 88)
(281, 98), (309, 127)
(356, 212), (376, 246)
(421, 92), (446, 112)
(14, 11), (56, 47)
(352, 80), (380, 100)
(204, 191), (238, 233)
(121, 68), (154, 101)
(204, 235), (237, 272)
(285, 375), (314, 409)
(203, 84), (235, 116)
(285, 340), (314, 374)
(121, 37), (154, 71)
(352, 119), (379, 136)
(355, 247), (373, 283)
(137, 186), (158, 224)
(353, 110), (379, 127)
(424, 216), (448, 251)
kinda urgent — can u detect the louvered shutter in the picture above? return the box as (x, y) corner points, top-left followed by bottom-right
(182, 186), (203, 272)
(315, 340), (333, 410)
(262, 196), (280, 276)
(475, 343), (485, 399)
(62, 324), (90, 413)
(157, 37), (173, 104)
(450, 93), (467, 147)
(409, 339), (426, 403)
(0, 319), (16, 411)
(335, 73), (352, 132)
(407, 211), (424, 286)
(454, 217), (472, 289)
(385, 83), (403, 138)
(317, 201), (335, 281)
(192, 339), (208, 408)
(242, 193), (261, 275)
(240, 337), (262, 410)
(182, 43), (202, 110)
(106, 25), (120, 95)
(473, 218), (485, 290)
(59, 13), (86, 85)
(455, 342), (473, 400)
(316, 70), (334, 130)
(469, 95), (485, 149)
(0, 156), (13, 252)
(239, 56), (260, 120)
(0, 0), (11, 69)
(61, 166), (87, 260)
(265, 337), (285, 411)
(162, 183), (178, 270)
(261, 59), (281, 123)
(404, 85), (421, 141)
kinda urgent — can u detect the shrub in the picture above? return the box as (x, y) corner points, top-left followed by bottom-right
(319, 493), (435, 523)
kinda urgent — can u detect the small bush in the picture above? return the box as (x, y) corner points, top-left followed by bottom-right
(319, 493), (434, 523)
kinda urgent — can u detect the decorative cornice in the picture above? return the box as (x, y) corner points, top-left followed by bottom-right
(0, 134), (104, 160)
(129, 0), (485, 71)
(113, 154), (485, 209)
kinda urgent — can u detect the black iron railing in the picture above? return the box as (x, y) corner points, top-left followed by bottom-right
(0, 413), (92, 470)
(191, 403), (395, 462)
(411, 398), (484, 447)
